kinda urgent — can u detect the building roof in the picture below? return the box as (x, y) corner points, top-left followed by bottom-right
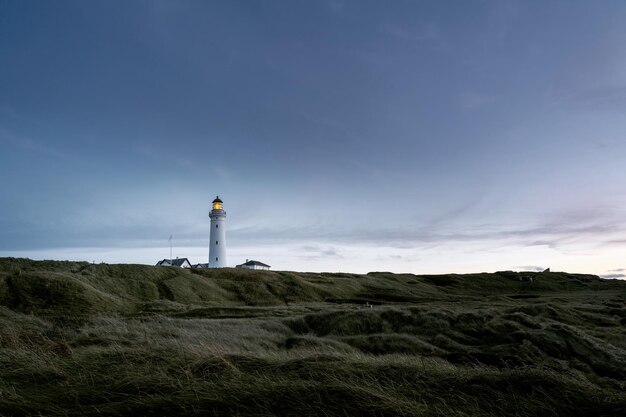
(157, 258), (190, 267)
(212, 196), (223, 203)
(192, 263), (209, 269)
(239, 260), (271, 267)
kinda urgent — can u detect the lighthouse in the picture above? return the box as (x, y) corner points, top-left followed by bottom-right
(208, 196), (227, 268)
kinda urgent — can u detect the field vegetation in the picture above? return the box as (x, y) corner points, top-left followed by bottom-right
(0, 257), (625, 416)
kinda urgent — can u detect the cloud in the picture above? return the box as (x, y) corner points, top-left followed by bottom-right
(376, 253), (419, 263)
(299, 245), (343, 260)
(227, 206), (626, 259)
(527, 240), (558, 249)
(0, 221), (206, 252)
(0, 128), (76, 162)
(3, 173), (624, 262)
(514, 266), (546, 272)
(601, 268), (626, 279)
(425, 201), (480, 227)
(603, 239), (626, 245)
(600, 273), (626, 279)
(134, 142), (229, 179)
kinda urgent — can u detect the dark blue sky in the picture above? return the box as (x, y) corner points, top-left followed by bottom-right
(1, 0), (625, 275)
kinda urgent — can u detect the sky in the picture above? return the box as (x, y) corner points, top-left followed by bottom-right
(1, 0), (625, 276)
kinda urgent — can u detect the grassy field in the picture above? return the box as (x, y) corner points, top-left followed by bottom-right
(0, 257), (625, 416)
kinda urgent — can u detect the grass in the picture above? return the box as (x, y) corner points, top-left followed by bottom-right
(0, 257), (625, 416)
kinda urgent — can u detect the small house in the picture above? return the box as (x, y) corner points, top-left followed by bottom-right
(236, 259), (271, 270)
(156, 258), (192, 268)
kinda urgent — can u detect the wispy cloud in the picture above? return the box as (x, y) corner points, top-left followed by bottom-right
(229, 208), (625, 254)
(601, 239), (626, 246)
(299, 245), (344, 260)
(600, 273), (626, 279)
(134, 143), (230, 179)
(0, 128), (76, 162)
(514, 265), (546, 272)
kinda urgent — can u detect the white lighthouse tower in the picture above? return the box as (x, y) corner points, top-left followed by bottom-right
(208, 196), (227, 268)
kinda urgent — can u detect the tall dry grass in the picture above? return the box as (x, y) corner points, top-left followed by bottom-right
(0, 258), (625, 416)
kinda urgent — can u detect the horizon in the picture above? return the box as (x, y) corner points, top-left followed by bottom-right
(1, 1), (625, 278)
(0, 252), (620, 281)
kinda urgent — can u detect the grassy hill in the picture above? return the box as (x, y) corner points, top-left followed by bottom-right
(0, 257), (625, 416)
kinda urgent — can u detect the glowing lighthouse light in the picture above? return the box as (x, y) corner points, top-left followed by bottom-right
(208, 196), (227, 268)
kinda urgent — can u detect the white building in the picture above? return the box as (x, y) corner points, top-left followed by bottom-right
(208, 196), (227, 268)
(156, 258), (192, 268)
(236, 259), (271, 270)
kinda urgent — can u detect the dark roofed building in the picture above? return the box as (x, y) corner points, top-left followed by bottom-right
(236, 259), (271, 270)
(156, 258), (192, 268)
(192, 263), (209, 269)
